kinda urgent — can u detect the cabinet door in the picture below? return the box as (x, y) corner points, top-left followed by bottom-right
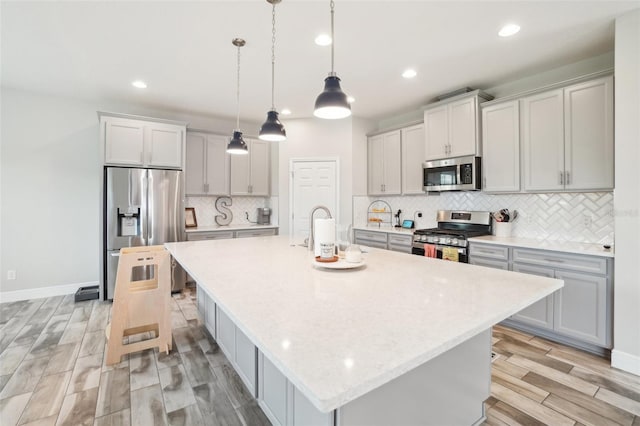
(448, 97), (477, 158)
(482, 101), (520, 192)
(292, 386), (333, 426)
(564, 76), (614, 190)
(206, 135), (230, 195)
(401, 124), (425, 194)
(196, 284), (206, 318)
(259, 354), (288, 426)
(554, 270), (609, 347)
(205, 296), (216, 338)
(146, 124), (183, 168)
(186, 133), (207, 195)
(104, 118), (145, 166)
(424, 105), (449, 160)
(382, 131), (402, 194)
(248, 139), (270, 196)
(216, 308), (236, 361)
(511, 263), (555, 330)
(235, 327), (257, 397)
(522, 89), (564, 191)
(230, 146), (251, 196)
(367, 135), (385, 195)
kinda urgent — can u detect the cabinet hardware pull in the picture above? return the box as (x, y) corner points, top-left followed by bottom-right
(559, 172), (564, 185)
(566, 171), (571, 185)
(544, 258), (564, 263)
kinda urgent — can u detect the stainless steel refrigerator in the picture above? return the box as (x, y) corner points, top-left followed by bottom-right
(104, 167), (185, 300)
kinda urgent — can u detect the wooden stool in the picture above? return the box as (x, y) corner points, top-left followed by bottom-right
(105, 245), (172, 365)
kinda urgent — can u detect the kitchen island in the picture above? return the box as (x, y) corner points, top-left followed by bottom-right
(165, 235), (563, 426)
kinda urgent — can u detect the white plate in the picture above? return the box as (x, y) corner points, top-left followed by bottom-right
(312, 258), (365, 270)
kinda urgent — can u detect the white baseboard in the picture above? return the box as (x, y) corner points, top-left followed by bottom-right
(611, 348), (640, 376)
(0, 281), (99, 303)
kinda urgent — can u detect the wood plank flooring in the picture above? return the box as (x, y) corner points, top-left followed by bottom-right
(1, 287), (638, 425)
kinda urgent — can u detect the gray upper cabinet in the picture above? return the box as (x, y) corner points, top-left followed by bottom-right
(230, 138), (270, 196)
(424, 91), (492, 161)
(185, 131), (230, 196)
(100, 112), (186, 169)
(401, 124), (425, 195)
(367, 130), (402, 195)
(481, 100), (520, 192)
(522, 75), (614, 192)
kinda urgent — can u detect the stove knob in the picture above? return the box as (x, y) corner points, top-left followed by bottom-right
(428, 236), (436, 243)
(440, 237), (450, 244)
(451, 238), (459, 246)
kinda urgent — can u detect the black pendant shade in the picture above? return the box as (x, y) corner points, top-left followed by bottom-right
(314, 75), (351, 119)
(259, 110), (286, 142)
(227, 130), (248, 155)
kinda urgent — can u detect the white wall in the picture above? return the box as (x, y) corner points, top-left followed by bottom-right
(276, 116), (375, 236)
(0, 87), (259, 299)
(612, 9), (640, 376)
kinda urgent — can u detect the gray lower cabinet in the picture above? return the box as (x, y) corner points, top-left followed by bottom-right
(354, 229), (412, 253)
(196, 284), (217, 337)
(258, 352), (333, 426)
(187, 227), (278, 241)
(354, 230), (387, 249)
(469, 242), (613, 351)
(510, 263), (555, 330)
(216, 308), (258, 397)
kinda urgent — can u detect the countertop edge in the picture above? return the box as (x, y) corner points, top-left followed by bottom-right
(468, 236), (614, 258)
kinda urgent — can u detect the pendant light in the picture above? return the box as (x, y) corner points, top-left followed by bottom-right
(259, 0), (287, 142)
(227, 38), (249, 155)
(313, 0), (351, 119)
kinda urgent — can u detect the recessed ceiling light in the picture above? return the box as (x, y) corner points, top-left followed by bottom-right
(131, 80), (147, 89)
(315, 34), (332, 46)
(347, 96), (355, 104)
(402, 69), (417, 79)
(281, 108), (292, 115)
(498, 24), (520, 37)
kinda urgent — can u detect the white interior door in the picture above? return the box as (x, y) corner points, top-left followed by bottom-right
(290, 160), (338, 244)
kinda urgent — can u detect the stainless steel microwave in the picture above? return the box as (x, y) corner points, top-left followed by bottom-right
(423, 156), (481, 191)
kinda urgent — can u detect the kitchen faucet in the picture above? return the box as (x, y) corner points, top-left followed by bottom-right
(307, 205), (332, 252)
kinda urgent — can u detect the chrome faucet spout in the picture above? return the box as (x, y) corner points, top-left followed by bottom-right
(308, 205), (332, 252)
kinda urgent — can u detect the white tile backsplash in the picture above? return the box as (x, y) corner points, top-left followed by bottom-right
(186, 196), (278, 227)
(354, 192), (614, 244)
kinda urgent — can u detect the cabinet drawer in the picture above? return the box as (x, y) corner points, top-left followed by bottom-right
(388, 234), (412, 247)
(187, 231), (235, 241)
(469, 243), (509, 261)
(512, 248), (607, 275)
(354, 230), (387, 243)
(469, 257), (509, 271)
(235, 228), (277, 238)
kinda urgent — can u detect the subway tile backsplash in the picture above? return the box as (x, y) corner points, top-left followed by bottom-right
(186, 196), (278, 227)
(354, 192), (614, 244)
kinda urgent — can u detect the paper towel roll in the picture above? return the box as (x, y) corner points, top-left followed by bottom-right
(314, 218), (336, 257)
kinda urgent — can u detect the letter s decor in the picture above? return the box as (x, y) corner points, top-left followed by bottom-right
(214, 197), (233, 226)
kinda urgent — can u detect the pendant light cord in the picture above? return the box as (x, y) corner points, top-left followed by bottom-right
(271, 2), (276, 110)
(330, 0), (335, 74)
(236, 43), (241, 130)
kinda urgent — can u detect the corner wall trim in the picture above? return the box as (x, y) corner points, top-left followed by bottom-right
(0, 281), (99, 303)
(611, 348), (640, 376)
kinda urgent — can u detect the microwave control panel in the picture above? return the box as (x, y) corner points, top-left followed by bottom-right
(460, 163), (473, 184)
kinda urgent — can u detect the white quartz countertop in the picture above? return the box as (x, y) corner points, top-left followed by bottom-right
(165, 235), (562, 412)
(185, 224), (278, 233)
(469, 236), (614, 258)
(352, 225), (415, 236)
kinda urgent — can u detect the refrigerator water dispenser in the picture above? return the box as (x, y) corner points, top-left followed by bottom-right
(117, 207), (140, 237)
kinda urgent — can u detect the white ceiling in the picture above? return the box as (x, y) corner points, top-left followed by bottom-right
(2, 1), (637, 124)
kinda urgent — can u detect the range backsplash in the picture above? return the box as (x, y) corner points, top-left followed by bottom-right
(354, 192), (614, 244)
(186, 196), (279, 227)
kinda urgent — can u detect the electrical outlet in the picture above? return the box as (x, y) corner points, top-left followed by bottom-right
(583, 214), (593, 227)
(7, 270), (16, 280)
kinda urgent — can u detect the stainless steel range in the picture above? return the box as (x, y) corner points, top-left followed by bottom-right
(411, 210), (492, 262)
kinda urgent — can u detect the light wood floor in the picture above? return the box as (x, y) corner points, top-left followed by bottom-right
(1, 287), (639, 426)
